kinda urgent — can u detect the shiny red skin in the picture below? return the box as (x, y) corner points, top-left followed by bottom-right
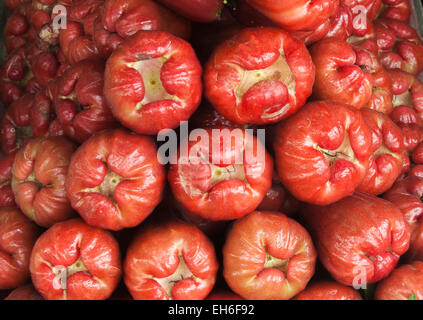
(375, 261), (423, 300)
(293, 281), (362, 300)
(388, 69), (423, 124)
(352, 40), (393, 114)
(66, 129), (165, 231)
(244, 0), (339, 31)
(325, 2), (354, 41)
(30, 218), (122, 300)
(204, 28), (315, 125)
(0, 94), (35, 155)
(124, 220), (218, 300)
(0, 207), (39, 289)
(357, 108), (404, 195)
(168, 127), (273, 221)
(341, 0), (382, 31)
(4, 284), (43, 300)
(301, 192), (411, 286)
(310, 38), (373, 109)
(56, 59), (117, 143)
(12, 136), (76, 227)
(383, 176), (423, 262)
(60, 21), (101, 65)
(0, 43), (58, 94)
(273, 100), (372, 205)
(31, 84), (64, 138)
(94, 0), (191, 58)
(0, 152), (17, 207)
(104, 31), (202, 135)
(378, 0), (411, 22)
(4, 4), (32, 53)
(59, 0), (104, 65)
(155, 0), (223, 22)
(375, 18), (423, 75)
(223, 211), (317, 300)
(409, 164), (423, 178)
(206, 291), (243, 300)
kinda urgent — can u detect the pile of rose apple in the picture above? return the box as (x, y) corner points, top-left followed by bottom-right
(0, 0), (423, 300)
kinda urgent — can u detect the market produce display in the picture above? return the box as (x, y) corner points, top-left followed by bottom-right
(1, 0), (423, 301)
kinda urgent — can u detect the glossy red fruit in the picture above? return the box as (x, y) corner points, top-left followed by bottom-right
(383, 176), (423, 262)
(66, 129), (165, 231)
(223, 211), (317, 300)
(31, 83), (64, 138)
(244, 0), (339, 31)
(0, 152), (17, 207)
(168, 127), (273, 221)
(56, 59), (117, 143)
(378, 0), (411, 22)
(4, 284), (43, 300)
(124, 219), (218, 300)
(94, 0), (191, 57)
(0, 94), (35, 155)
(375, 18), (423, 75)
(155, 0), (223, 22)
(0, 207), (39, 289)
(357, 108), (404, 195)
(104, 31), (202, 135)
(310, 38), (373, 109)
(388, 69), (423, 123)
(273, 100), (372, 205)
(293, 281), (362, 300)
(301, 192), (411, 286)
(11, 136), (76, 227)
(375, 261), (423, 300)
(204, 28), (315, 125)
(30, 218), (122, 300)
(4, 4), (32, 53)
(4, 0), (30, 11)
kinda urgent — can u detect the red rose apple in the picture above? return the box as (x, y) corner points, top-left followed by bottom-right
(223, 211), (316, 300)
(4, 284), (43, 300)
(0, 207), (39, 289)
(168, 127), (273, 221)
(244, 0), (339, 31)
(56, 59), (117, 143)
(104, 30), (202, 135)
(273, 100), (372, 205)
(375, 261), (423, 300)
(0, 94), (35, 155)
(383, 175), (423, 262)
(66, 129), (165, 231)
(375, 18), (423, 75)
(204, 28), (315, 125)
(11, 136), (76, 227)
(293, 281), (362, 300)
(378, 0), (411, 22)
(357, 108), (404, 195)
(30, 218), (122, 300)
(301, 192), (411, 286)
(124, 219), (218, 300)
(94, 0), (191, 57)
(0, 152), (17, 207)
(310, 38), (373, 109)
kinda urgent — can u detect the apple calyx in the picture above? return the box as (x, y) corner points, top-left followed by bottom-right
(209, 163), (246, 187)
(263, 252), (289, 276)
(234, 52), (296, 104)
(99, 169), (124, 198)
(315, 132), (355, 166)
(126, 54), (179, 110)
(152, 254), (199, 300)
